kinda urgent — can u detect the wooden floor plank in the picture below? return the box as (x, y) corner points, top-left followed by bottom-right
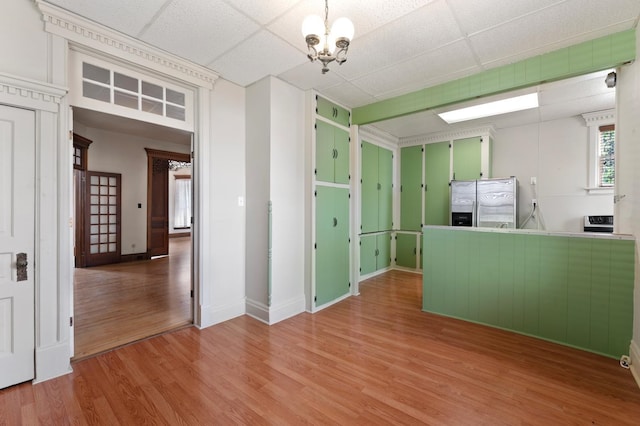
(2, 269), (639, 424)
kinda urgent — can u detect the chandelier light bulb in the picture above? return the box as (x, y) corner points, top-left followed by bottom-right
(302, 14), (324, 39)
(331, 17), (354, 42)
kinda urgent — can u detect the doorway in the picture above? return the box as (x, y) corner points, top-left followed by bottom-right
(71, 108), (194, 359)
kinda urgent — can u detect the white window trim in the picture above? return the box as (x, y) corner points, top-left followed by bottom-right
(582, 109), (615, 195)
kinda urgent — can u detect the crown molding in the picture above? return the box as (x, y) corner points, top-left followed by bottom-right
(35, 0), (219, 89)
(399, 125), (495, 147)
(0, 72), (67, 112)
(582, 109), (615, 126)
(359, 125), (399, 149)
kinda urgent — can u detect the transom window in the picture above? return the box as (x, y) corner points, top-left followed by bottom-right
(82, 62), (186, 121)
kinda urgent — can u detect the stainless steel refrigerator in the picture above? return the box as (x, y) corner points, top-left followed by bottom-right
(450, 180), (476, 226)
(476, 177), (518, 228)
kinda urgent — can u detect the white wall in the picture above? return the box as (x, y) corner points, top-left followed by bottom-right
(78, 126), (190, 254)
(245, 76), (306, 324)
(492, 116), (613, 232)
(616, 28), (640, 385)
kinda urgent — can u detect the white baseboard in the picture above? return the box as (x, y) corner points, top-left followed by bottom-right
(34, 342), (73, 384)
(246, 296), (306, 325)
(198, 300), (245, 329)
(629, 340), (640, 390)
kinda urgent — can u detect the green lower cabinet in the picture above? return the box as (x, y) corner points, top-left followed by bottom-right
(360, 233), (391, 276)
(396, 233), (419, 269)
(315, 186), (350, 306)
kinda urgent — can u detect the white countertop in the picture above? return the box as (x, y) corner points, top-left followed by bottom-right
(423, 225), (635, 241)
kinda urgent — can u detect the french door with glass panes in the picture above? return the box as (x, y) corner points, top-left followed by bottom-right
(85, 171), (121, 266)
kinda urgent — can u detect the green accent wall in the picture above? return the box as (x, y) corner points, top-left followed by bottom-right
(422, 227), (635, 359)
(353, 29), (636, 125)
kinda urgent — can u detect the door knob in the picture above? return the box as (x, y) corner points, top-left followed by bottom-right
(16, 253), (28, 282)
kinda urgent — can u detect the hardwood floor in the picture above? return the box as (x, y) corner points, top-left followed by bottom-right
(73, 237), (192, 359)
(4, 270), (640, 424)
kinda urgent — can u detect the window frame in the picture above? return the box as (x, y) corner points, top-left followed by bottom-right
(582, 109), (615, 194)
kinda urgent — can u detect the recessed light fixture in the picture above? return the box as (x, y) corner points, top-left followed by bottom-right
(438, 93), (539, 124)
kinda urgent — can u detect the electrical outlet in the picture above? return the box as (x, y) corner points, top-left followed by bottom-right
(530, 176), (537, 185)
(531, 198), (537, 206)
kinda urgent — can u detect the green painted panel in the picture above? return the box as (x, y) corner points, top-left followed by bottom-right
(334, 127), (350, 184)
(360, 235), (376, 276)
(422, 228), (635, 359)
(316, 95), (350, 127)
(316, 186), (350, 306)
(315, 120), (334, 183)
(353, 30), (636, 125)
(452, 137), (481, 181)
(361, 141), (378, 233)
(377, 233), (391, 269)
(396, 233), (417, 268)
(400, 146), (423, 231)
(424, 141), (449, 226)
(419, 235), (423, 270)
(378, 147), (393, 231)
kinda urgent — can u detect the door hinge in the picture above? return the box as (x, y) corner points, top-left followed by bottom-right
(190, 289), (194, 298)
(70, 316), (73, 327)
(314, 243), (317, 249)
(314, 296), (317, 302)
(68, 130), (73, 140)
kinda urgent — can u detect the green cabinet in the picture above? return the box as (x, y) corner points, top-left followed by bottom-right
(424, 141), (450, 226)
(452, 136), (482, 180)
(315, 186), (350, 306)
(396, 233), (420, 269)
(400, 145), (423, 231)
(316, 119), (350, 184)
(361, 141), (393, 233)
(316, 95), (350, 127)
(360, 233), (391, 276)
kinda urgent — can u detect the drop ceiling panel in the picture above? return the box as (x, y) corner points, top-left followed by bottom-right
(140, 0), (260, 65)
(210, 31), (308, 87)
(469, 0), (640, 65)
(277, 61), (347, 91)
(446, 0), (564, 36)
(46, 0), (168, 36)
(224, 0), (302, 25)
(334, 1), (465, 80)
(351, 40), (478, 100)
(318, 83), (378, 109)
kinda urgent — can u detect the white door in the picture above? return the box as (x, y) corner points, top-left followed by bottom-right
(0, 105), (35, 389)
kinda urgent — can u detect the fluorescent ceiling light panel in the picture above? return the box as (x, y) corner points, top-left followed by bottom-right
(438, 93), (539, 124)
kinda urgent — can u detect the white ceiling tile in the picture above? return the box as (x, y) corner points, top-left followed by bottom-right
(351, 40), (477, 99)
(222, 0), (302, 25)
(469, 0), (639, 65)
(277, 61), (347, 91)
(446, 0), (564, 36)
(45, 0), (168, 36)
(210, 31), (308, 87)
(335, 1), (464, 80)
(319, 83), (378, 109)
(140, 0), (259, 65)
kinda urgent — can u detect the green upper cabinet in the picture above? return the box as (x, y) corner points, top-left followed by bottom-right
(316, 119), (350, 184)
(400, 145), (423, 231)
(361, 141), (393, 233)
(424, 141), (450, 226)
(452, 136), (482, 181)
(315, 186), (350, 306)
(316, 95), (350, 127)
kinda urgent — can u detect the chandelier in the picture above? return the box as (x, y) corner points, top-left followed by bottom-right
(302, 0), (355, 74)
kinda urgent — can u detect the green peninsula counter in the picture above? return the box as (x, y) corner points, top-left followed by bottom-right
(422, 226), (635, 359)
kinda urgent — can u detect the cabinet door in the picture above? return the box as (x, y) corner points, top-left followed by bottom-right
(333, 126), (350, 184)
(361, 141), (379, 233)
(316, 186), (350, 305)
(376, 233), (391, 269)
(316, 96), (350, 127)
(400, 145), (423, 231)
(396, 233), (417, 268)
(378, 146), (393, 231)
(315, 120), (335, 183)
(424, 141), (450, 226)
(359, 234), (377, 276)
(453, 136), (482, 181)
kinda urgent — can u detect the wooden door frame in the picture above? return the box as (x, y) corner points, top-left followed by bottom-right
(73, 133), (92, 268)
(145, 148), (191, 257)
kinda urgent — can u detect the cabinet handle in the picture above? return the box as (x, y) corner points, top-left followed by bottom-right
(334, 149), (339, 159)
(377, 183), (381, 190)
(333, 217), (338, 227)
(413, 248), (417, 255)
(375, 249), (379, 256)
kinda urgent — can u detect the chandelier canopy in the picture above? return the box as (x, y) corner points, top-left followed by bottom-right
(302, 0), (355, 74)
